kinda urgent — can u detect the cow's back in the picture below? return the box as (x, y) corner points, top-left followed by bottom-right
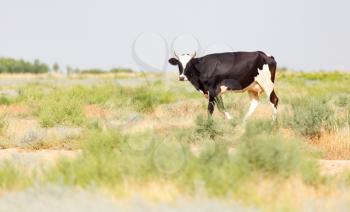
(197, 51), (269, 88)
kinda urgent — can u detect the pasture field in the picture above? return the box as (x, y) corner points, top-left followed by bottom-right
(0, 71), (350, 211)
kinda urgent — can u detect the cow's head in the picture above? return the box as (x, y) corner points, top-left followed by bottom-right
(168, 51), (196, 81)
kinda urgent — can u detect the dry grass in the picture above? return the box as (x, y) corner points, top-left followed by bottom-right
(83, 104), (111, 119)
(0, 104), (30, 117)
(0, 72), (350, 210)
(311, 127), (350, 160)
(119, 180), (183, 201)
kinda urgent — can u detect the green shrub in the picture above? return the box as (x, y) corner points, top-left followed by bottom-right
(46, 130), (157, 187)
(235, 133), (322, 187)
(0, 96), (11, 105)
(36, 89), (86, 127)
(235, 134), (302, 177)
(195, 115), (223, 139)
(287, 98), (336, 138)
(242, 118), (279, 138)
(42, 127), (321, 196)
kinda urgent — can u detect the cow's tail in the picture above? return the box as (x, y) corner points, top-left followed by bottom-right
(266, 55), (277, 83)
(265, 55), (279, 108)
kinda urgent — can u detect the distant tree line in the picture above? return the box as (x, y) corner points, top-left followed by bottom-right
(0, 57), (49, 73)
(0, 57), (134, 74)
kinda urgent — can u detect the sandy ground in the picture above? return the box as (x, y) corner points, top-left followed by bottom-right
(319, 159), (350, 175)
(0, 148), (78, 169)
(0, 148), (350, 176)
(0, 186), (258, 212)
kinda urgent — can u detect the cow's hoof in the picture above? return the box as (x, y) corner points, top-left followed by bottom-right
(224, 112), (232, 120)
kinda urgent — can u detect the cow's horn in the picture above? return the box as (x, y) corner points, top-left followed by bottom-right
(174, 51), (179, 58)
(192, 51), (197, 57)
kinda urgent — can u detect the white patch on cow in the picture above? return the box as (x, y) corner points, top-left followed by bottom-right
(219, 85), (228, 95)
(255, 64), (274, 98)
(177, 54), (195, 81)
(178, 54), (192, 71)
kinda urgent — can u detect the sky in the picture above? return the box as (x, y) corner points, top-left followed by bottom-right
(0, 0), (349, 72)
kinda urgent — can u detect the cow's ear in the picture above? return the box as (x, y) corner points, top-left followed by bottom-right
(168, 58), (179, 65)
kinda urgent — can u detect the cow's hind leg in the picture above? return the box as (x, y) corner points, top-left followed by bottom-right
(270, 90), (279, 120)
(217, 79), (243, 120)
(208, 95), (216, 116)
(243, 91), (260, 121)
(215, 96), (232, 120)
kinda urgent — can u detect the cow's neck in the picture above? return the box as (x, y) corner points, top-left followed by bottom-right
(185, 58), (206, 93)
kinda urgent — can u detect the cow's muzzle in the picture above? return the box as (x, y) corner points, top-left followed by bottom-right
(178, 76), (186, 81)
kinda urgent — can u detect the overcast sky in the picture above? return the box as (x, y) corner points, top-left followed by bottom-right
(0, 0), (349, 71)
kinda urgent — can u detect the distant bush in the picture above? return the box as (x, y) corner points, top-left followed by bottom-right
(296, 71), (347, 81)
(80, 68), (133, 74)
(80, 69), (106, 74)
(0, 58), (49, 73)
(110, 68), (133, 73)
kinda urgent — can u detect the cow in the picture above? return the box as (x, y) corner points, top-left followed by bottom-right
(168, 51), (279, 121)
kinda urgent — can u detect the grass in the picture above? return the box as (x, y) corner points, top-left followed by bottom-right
(194, 115), (223, 139)
(0, 162), (31, 190)
(0, 71), (350, 210)
(22, 120), (318, 197)
(36, 89), (86, 127)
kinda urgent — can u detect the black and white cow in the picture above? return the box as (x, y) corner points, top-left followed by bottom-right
(168, 51), (279, 120)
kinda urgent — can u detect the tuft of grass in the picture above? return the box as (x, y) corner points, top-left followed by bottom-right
(0, 115), (8, 135)
(335, 94), (350, 107)
(0, 96), (11, 105)
(195, 115), (223, 139)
